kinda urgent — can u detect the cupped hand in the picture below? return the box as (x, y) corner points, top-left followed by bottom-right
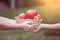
(18, 19), (38, 32)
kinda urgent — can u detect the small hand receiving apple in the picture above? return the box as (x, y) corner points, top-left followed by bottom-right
(15, 9), (42, 32)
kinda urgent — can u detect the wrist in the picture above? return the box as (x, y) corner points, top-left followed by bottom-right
(40, 23), (47, 30)
(15, 24), (23, 30)
(39, 24), (45, 30)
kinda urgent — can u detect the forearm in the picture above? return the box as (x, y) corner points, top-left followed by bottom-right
(0, 16), (22, 30)
(0, 22), (22, 30)
(41, 23), (60, 30)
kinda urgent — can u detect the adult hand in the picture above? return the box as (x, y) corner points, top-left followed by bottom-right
(17, 19), (38, 32)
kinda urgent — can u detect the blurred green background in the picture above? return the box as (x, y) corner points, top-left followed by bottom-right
(0, 0), (60, 40)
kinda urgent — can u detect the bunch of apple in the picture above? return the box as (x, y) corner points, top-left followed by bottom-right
(15, 9), (42, 24)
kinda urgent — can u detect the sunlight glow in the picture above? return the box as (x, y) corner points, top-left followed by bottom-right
(42, 0), (60, 10)
(43, 0), (60, 7)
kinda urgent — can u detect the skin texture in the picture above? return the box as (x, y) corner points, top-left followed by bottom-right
(0, 16), (60, 33)
(0, 16), (37, 31)
(33, 23), (60, 32)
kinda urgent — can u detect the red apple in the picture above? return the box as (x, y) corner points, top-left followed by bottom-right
(34, 14), (41, 21)
(18, 13), (27, 19)
(32, 9), (38, 14)
(26, 9), (38, 19)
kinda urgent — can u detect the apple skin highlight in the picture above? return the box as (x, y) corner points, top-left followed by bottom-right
(26, 9), (38, 19)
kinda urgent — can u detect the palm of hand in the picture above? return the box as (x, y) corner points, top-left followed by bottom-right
(15, 17), (41, 32)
